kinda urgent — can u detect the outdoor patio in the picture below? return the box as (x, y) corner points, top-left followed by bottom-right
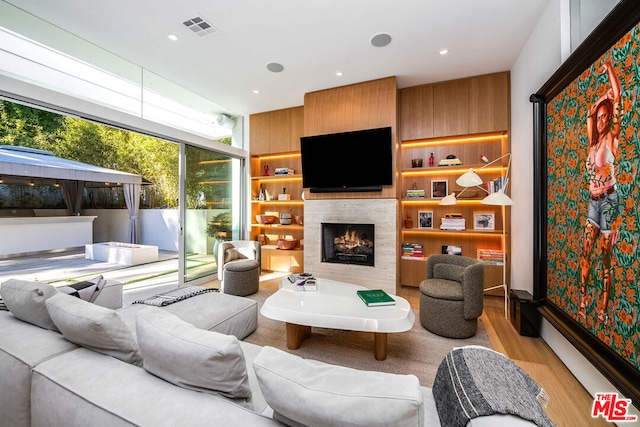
(0, 248), (218, 304)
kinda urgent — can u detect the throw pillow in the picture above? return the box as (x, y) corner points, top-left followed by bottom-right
(253, 346), (424, 427)
(57, 275), (107, 302)
(224, 248), (242, 263)
(135, 307), (251, 399)
(0, 279), (60, 330)
(433, 263), (465, 282)
(45, 293), (142, 366)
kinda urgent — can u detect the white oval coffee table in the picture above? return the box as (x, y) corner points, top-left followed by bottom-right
(260, 277), (415, 360)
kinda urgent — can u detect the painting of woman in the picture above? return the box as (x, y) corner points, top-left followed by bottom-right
(578, 61), (622, 324)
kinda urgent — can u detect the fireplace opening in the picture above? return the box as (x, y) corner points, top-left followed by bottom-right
(321, 222), (374, 266)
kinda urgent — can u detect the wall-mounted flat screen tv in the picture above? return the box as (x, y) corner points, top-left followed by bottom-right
(300, 127), (393, 193)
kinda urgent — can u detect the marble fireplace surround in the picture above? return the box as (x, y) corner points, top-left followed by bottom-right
(303, 199), (398, 295)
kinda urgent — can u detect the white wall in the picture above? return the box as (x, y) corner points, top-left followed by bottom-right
(85, 208), (221, 255)
(139, 209), (180, 251)
(510, 0), (639, 417)
(85, 209), (180, 251)
(510, 0), (564, 294)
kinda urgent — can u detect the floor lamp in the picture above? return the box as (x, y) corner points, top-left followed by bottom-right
(439, 153), (513, 318)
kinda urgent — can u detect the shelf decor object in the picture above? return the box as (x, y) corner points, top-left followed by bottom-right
(438, 153), (513, 318)
(250, 147), (304, 274)
(442, 153), (513, 206)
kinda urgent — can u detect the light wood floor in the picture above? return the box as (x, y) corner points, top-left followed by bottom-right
(250, 274), (607, 427)
(400, 286), (608, 427)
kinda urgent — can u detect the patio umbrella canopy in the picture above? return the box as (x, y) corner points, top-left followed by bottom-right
(0, 145), (146, 243)
(0, 145), (143, 187)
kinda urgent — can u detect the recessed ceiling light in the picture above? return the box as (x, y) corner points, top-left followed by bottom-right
(370, 33), (392, 48)
(439, 49), (449, 55)
(168, 34), (178, 41)
(253, 89), (260, 94)
(336, 71), (344, 77)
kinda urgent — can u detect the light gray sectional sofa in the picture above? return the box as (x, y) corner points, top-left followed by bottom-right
(0, 278), (547, 427)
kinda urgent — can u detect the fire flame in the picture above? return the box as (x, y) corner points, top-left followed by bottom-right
(335, 228), (361, 250)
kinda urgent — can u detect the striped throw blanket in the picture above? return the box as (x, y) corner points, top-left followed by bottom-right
(432, 346), (555, 427)
(132, 286), (218, 307)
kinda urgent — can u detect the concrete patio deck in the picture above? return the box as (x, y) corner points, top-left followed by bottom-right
(0, 248), (218, 304)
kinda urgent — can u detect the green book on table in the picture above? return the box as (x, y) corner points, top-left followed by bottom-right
(357, 289), (396, 307)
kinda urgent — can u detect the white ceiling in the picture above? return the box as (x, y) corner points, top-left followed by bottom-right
(4, 0), (551, 117)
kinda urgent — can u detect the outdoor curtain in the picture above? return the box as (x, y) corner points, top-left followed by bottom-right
(124, 183), (141, 244)
(62, 180), (85, 215)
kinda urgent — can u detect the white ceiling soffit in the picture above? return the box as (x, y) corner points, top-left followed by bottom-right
(1, 0), (552, 116)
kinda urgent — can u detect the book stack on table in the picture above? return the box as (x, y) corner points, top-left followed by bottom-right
(440, 213), (465, 230)
(401, 243), (424, 260)
(289, 273), (316, 291)
(405, 189), (426, 198)
(477, 249), (505, 265)
(275, 167), (294, 176)
(438, 157), (462, 166)
(356, 289), (396, 307)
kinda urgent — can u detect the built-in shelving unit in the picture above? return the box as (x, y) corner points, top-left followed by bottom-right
(249, 151), (304, 273)
(399, 132), (510, 293)
(249, 105), (305, 273)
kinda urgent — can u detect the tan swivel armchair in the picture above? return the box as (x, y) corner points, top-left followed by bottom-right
(419, 254), (484, 338)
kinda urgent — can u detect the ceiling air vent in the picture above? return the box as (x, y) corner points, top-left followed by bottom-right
(183, 16), (217, 37)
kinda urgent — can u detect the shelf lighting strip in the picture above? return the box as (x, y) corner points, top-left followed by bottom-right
(252, 176), (302, 182)
(401, 199), (490, 205)
(252, 201), (304, 205)
(253, 153), (301, 160)
(401, 230), (504, 237)
(402, 165), (506, 177)
(401, 132), (507, 149)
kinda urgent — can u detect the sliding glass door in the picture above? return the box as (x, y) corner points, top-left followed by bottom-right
(182, 143), (242, 284)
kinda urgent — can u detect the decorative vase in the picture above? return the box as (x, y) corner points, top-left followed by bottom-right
(280, 212), (292, 225)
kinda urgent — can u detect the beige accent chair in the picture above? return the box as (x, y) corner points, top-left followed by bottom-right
(419, 254), (484, 338)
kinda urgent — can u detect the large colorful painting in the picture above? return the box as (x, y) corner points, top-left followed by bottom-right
(546, 22), (639, 370)
(532, 0), (639, 407)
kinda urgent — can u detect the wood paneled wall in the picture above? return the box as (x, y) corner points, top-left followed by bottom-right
(399, 72), (510, 141)
(302, 76), (399, 200)
(303, 76), (397, 136)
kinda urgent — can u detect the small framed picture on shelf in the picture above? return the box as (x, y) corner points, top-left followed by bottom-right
(474, 213), (495, 230)
(418, 211), (433, 229)
(431, 180), (448, 199)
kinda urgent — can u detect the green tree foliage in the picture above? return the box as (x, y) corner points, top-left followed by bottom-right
(0, 100), (180, 208)
(0, 100), (236, 209)
(0, 100), (64, 148)
(57, 118), (179, 208)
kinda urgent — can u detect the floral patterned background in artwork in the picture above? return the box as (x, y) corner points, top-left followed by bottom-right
(546, 23), (639, 371)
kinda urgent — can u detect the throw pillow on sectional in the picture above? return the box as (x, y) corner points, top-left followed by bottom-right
(253, 346), (424, 427)
(46, 292), (142, 366)
(0, 279), (60, 330)
(135, 307), (252, 401)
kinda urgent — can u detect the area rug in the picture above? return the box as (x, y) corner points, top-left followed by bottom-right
(245, 289), (492, 387)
